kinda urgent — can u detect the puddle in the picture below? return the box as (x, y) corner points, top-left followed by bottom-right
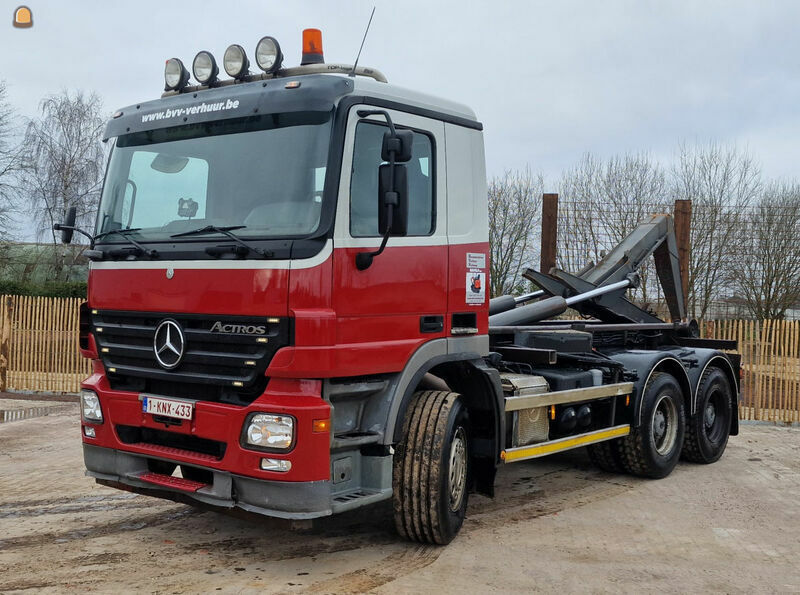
(0, 405), (73, 423)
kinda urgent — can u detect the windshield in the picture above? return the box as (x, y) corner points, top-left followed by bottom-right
(97, 111), (332, 241)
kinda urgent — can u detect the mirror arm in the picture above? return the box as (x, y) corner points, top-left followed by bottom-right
(355, 115), (398, 271)
(53, 224), (95, 245)
(355, 208), (393, 271)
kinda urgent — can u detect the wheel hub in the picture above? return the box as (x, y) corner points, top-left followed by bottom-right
(651, 394), (678, 456)
(705, 402), (716, 428)
(448, 427), (467, 512)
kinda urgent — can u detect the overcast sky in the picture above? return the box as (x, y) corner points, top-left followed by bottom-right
(1, 0), (799, 187)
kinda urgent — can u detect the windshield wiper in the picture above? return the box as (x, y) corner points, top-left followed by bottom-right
(94, 228), (159, 259)
(170, 225), (273, 258)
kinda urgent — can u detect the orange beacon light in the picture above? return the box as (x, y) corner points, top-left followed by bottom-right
(301, 28), (324, 65)
(13, 6), (33, 28)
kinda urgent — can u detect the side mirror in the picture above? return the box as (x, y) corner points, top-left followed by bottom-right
(381, 130), (413, 163)
(54, 206), (77, 244)
(378, 163), (408, 236)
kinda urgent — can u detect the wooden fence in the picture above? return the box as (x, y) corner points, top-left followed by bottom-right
(700, 319), (800, 424)
(0, 295), (90, 393)
(0, 295), (798, 424)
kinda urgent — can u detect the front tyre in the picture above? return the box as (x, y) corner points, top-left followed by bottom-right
(620, 372), (685, 479)
(393, 390), (470, 545)
(682, 367), (733, 464)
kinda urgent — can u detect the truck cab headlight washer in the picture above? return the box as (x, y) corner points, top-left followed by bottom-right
(241, 413), (295, 452)
(164, 58), (190, 91)
(81, 389), (103, 423)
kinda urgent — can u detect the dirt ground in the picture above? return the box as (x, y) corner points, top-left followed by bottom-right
(1, 401), (799, 594)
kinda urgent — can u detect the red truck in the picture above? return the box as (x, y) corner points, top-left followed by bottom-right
(57, 29), (740, 544)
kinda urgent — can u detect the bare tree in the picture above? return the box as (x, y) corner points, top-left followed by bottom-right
(488, 169), (544, 297)
(0, 81), (24, 238)
(733, 183), (800, 319)
(558, 152), (668, 309)
(670, 142), (761, 318)
(20, 90), (106, 245)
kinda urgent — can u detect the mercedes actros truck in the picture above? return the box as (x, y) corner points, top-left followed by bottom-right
(57, 29), (740, 544)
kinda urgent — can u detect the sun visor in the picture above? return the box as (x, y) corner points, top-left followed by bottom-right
(104, 74), (353, 141)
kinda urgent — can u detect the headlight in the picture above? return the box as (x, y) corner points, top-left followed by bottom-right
(255, 36), (283, 73)
(192, 50), (218, 85)
(243, 413), (294, 450)
(223, 44), (249, 79)
(81, 390), (103, 423)
(164, 58), (190, 91)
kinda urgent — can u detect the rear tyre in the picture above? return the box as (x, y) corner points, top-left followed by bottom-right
(620, 372), (685, 479)
(392, 390), (470, 545)
(587, 438), (626, 473)
(682, 367), (733, 464)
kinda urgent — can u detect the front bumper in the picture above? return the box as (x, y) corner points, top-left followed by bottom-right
(84, 444), (331, 519)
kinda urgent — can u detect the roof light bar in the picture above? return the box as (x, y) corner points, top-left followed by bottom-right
(164, 58), (190, 91)
(223, 44), (250, 79)
(255, 36), (283, 73)
(192, 50), (218, 85)
(301, 28), (324, 65)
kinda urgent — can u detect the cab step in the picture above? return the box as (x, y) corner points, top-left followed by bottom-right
(137, 471), (209, 492)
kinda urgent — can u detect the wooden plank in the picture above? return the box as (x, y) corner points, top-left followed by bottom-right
(540, 193), (558, 274)
(673, 200), (691, 315)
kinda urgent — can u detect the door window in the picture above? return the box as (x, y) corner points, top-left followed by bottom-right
(349, 121), (434, 237)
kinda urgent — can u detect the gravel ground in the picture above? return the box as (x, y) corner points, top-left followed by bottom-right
(1, 402), (799, 594)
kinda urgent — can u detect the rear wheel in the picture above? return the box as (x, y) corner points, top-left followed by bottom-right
(682, 367), (732, 464)
(392, 390), (470, 545)
(620, 372), (685, 478)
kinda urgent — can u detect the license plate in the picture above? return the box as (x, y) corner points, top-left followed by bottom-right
(142, 396), (194, 420)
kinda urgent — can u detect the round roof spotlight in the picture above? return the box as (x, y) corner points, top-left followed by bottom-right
(223, 44), (250, 79)
(192, 50), (218, 85)
(255, 36), (283, 73)
(164, 58), (190, 91)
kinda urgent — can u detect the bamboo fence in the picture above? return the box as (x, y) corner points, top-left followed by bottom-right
(0, 295), (798, 424)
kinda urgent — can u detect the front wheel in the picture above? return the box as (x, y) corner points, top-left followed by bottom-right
(620, 372), (685, 478)
(392, 390), (470, 545)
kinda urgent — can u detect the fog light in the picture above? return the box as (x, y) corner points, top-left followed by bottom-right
(243, 413), (293, 450)
(260, 458), (291, 472)
(81, 389), (103, 423)
(83, 426), (96, 438)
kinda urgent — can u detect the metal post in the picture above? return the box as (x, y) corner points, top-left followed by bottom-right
(673, 199), (692, 316)
(540, 193), (558, 274)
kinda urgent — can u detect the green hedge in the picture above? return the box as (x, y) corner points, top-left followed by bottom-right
(0, 280), (87, 298)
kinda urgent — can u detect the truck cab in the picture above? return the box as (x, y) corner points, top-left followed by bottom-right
(70, 31), (739, 545)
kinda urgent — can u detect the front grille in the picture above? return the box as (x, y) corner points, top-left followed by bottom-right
(93, 310), (290, 404)
(116, 425), (227, 460)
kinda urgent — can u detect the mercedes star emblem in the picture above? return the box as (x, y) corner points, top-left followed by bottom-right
(153, 319), (185, 369)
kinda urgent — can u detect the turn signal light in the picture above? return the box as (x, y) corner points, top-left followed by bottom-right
(312, 418), (330, 433)
(301, 28), (324, 65)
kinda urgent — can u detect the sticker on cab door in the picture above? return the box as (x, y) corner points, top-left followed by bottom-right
(466, 252), (486, 269)
(466, 272), (486, 305)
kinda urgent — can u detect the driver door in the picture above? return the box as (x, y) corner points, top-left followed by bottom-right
(332, 105), (448, 374)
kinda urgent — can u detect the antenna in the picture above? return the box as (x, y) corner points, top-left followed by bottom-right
(349, 6), (376, 78)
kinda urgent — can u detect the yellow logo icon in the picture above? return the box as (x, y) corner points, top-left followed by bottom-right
(13, 6), (32, 28)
